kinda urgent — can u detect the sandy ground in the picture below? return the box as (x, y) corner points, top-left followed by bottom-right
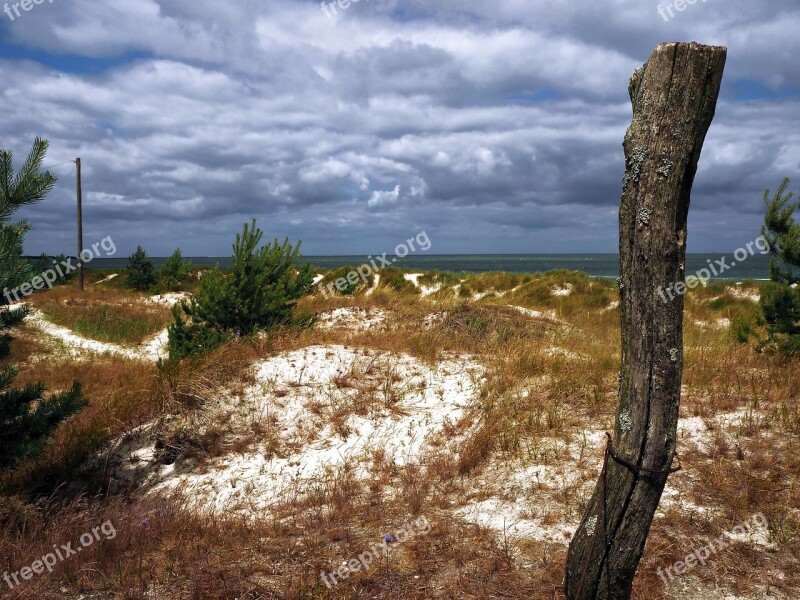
(102, 345), (485, 516)
(11, 292), (186, 362)
(144, 292), (190, 306)
(507, 305), (562, 323)
(11, 285), (796, 599)
(15, 305), (168, 362)
(93, 273), (119, 285)
(366, 273), (381, 296)
(727, 286), (761, 303)
(403, 273), (444, 297)
(551, 284), (573, 297)
(317, 307), (388, 331)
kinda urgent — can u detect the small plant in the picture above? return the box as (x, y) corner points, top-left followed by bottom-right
(167, 220), (314, 360)
(760, 178), (800, 356)
(379, 268), (418, 294)
(320, 266), (362, 296)
(30, 252), (49, 275)
(125, 245), (156, 291)
(31, 253), (76, 286)
(155, 248), (192, 292)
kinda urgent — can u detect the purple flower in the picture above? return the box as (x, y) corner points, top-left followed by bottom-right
(383, 534), (396, 544)
(140, 518), (149, 526)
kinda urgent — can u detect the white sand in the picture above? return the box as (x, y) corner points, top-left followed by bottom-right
(93, 273), (119, 285)
(454, 430), (607, 546)
(423, 311), (447, 328)
(420, 283), (443, 297)
(405, 273), (443, 297)
(551, 284), (573, 297)
(471, 291), (493, 301)
(316, 307), (387, 331)
(456, 408), (771, 555)
(145, 292), (189, 306)
(105, 345), (485, 516)
(727, 287), (760, 303)
(675, 409), (753, 453)
(693, 318), (731, 329)
(365, 273), (380, 296)
(141, 328), (171, 361)
(496, 284), (524, 298)
(404, 273), (443, 296)
(507, 305), (561, 322)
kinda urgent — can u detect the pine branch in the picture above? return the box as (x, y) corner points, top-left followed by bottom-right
(0, 137), (58, 220)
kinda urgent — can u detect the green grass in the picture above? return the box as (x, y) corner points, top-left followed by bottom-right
(40, 301), (171, 345)
(378, 268), (419, 294)
(505, 270), (617, 315)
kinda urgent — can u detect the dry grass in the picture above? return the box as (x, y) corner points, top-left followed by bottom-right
(0, 270), (798, 599)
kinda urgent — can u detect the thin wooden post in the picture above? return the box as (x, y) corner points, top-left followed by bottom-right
(564, 42), (727, 599)
(76, 157), (83, 292)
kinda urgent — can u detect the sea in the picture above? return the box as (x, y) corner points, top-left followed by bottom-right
(83, 253), (773, 282)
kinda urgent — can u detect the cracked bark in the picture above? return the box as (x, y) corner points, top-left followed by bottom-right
(563, 42), (727, 600)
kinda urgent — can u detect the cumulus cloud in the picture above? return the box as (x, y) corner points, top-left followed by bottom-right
(0, 0), (797, 255)
(368, 184), (401, 208)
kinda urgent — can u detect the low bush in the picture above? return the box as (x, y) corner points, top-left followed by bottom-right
(167, 220), (314, 360)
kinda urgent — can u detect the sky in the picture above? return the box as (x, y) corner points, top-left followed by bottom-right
(1, 0), (799, 257)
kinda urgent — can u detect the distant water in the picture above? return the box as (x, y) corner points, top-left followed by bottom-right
(85, 253), (773, 281)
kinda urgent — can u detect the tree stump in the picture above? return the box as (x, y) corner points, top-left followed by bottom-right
(564, 42), (727, 599)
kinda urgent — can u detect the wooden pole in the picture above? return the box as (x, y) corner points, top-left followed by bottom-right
(76, 157), (84, 292)
(564, 42), (726, 599)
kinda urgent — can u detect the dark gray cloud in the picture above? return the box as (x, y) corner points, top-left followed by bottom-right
(0, 0), (798, 256)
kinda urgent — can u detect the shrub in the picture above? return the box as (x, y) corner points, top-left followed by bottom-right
(31, 253), (76, 286)
(155, 248), (192, 292)
(167, 220), (314, 360)
(125, 245), (156, 291)
(761, 178), (800, 356)
(166, 300), (233, 361)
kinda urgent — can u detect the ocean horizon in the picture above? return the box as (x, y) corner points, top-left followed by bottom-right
(82, 253), (773, 281)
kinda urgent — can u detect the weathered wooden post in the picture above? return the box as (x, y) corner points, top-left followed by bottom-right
(564, 42), (727, 599)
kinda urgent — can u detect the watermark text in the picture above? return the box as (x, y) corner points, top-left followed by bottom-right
(3, 235), (117, 304)
(658, 235), (769, 304)
(4, 520), (116, 591)
(656, 512), (767, 584)
(658, 0), (711, 22)
(321, 516), (431, 588)
(4, 0), (54, 22)
(318, 231), (431, 299)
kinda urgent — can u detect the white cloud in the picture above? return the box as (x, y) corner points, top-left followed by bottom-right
(368, 184), (401, 208)
(0, 0), (797, 254)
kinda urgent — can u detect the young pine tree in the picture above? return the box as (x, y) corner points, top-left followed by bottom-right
(125, 245), (156, 291)
(761, 177), (800, 356)
(0, 138), (86, 468)
(156, 248), (192, 292)
(31, 253), (76, 286)
(168, 220), (314, 360)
